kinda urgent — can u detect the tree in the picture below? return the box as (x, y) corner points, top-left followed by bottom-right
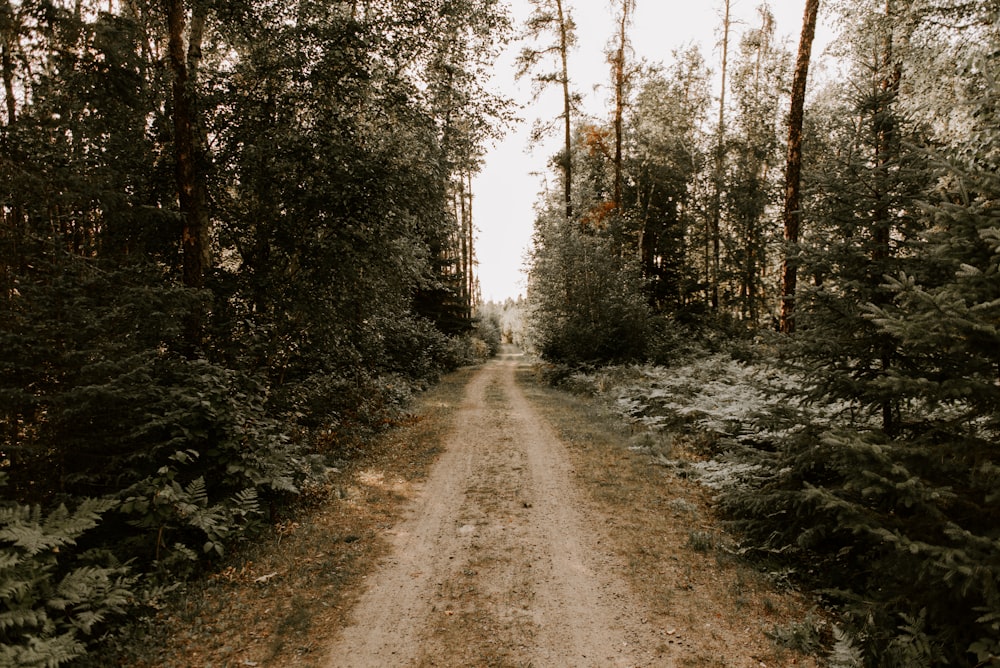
(607, 0), (635, 211)
(517, 0), (577, 220)
(624, 51), (711, 311)
(725, 2), (1000, 662)
(0, 2), (514, 660)
(528, 200), (648, 364)
(166, 0), (211, 291)
(793, 0), (930, 436)
(708, 0), (732, 310)
(1, 0), (20, 126)
(778, 0), (819, 333)
(726, 5), (789, 324)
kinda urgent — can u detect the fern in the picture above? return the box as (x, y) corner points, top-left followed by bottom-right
(0, 608), (50, 633)
(885, 611), (945, 668)
(827, 625), (865, 667)
(0, 498), (115, 556)
(0, 474), (135, 666)
(0, 630), (87, 668)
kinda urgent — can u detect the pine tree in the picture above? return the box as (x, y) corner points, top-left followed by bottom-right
(724, 3), (1000, 662)
(624, 52), (710, 312)
(725, 6), (790, 324)
(794, 0), (929, 434)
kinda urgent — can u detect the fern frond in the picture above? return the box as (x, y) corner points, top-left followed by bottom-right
(0, 607), (50, 632)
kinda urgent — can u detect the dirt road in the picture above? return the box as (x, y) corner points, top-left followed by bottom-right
(326, 349), (664, 667)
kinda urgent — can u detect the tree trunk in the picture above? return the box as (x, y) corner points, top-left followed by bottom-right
(467, 170), (475, 311)
(555, 0), (573, 221)
(1, 7), (15, 126)
(167, 0), (210, 290)
(710, 0), (730, 310)
(873, 0), (901, 435)
(611, 0), (632, 211)
(1, 1), (18, 301)
(459, 176), (469, 310)
(779, 0), (819, 334)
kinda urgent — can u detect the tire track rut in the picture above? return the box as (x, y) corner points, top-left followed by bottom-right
(327, 353), (664, 667)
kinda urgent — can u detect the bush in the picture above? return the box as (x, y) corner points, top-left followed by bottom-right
(721, 422), (1000, 665)
(472, 314), (502, 357)
(0, 474), (136, 667)
(529, 220), (650, 365)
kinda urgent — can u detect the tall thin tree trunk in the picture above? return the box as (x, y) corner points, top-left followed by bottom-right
(611, 0), (632, 211)
(1, 1), (18, 302)
(710, 0), (730, 310)
(778, 0), (819, 334)
(873, 0), (901, 435)
(555, 0), (573, 220)
(459, 176), (469, 311)
(467, 171), (475, 311)
(167, 0), (210, 290)
(1, 20), (15, 126)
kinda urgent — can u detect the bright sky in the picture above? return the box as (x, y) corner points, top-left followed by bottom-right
(472, 0), (835, 304)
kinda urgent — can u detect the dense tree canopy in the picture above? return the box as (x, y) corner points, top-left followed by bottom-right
(3, 0), (1000, 663)
(525, 0), (1000, 663)
(0, 1), (509, 663)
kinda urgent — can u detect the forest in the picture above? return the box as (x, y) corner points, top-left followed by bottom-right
(0, 0), (507, 664)
(524, 0), (1000, 665)
(1, 0), (998, 665)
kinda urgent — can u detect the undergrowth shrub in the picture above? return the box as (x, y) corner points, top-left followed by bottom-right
(721, 421), (1000, 665)
(1, 252), (479, 662)
(473, 313), (502, 357)
(568, 346), (1000, 665)
(380, 314), (456, 382)
(0, 473), (136, 667)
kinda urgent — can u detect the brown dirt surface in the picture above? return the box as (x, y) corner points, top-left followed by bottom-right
(112, 347), (821, 667)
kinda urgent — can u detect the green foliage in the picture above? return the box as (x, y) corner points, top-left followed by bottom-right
(529, 209), (649, 364)
(708, 14), (1000, 662)
(1, 3), (512, 662)
(723, 8), (790, 322)
(622, 53), (710, 312)
(1, 262), (301, 578)
(767, 613), (826, 655)
(472, 313), (503, 358)
(827, 625), (865, 668)
(719, 359), (1000, 662)
(0, 474), (135, 667)
(119, 461), (265, 575)
(519, 2), (1000, 666)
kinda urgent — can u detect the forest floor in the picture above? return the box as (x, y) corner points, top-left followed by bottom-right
(115, 346), (823, 667)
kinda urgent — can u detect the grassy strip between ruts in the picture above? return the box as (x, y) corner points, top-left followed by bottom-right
(96, 366), (478, 668)
(517, 365), (825, 667)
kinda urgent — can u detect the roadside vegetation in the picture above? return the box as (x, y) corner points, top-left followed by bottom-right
(520, 363), (825, 667)
(536, 337), (1000, 666)
(90, 367), (476, 668)
(523, 1), (1000, 664)
(0, 2), (509, 664)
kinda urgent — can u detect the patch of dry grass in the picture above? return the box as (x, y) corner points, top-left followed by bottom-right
(517, 366), (823, 668)
(99, 367), (477, 668)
